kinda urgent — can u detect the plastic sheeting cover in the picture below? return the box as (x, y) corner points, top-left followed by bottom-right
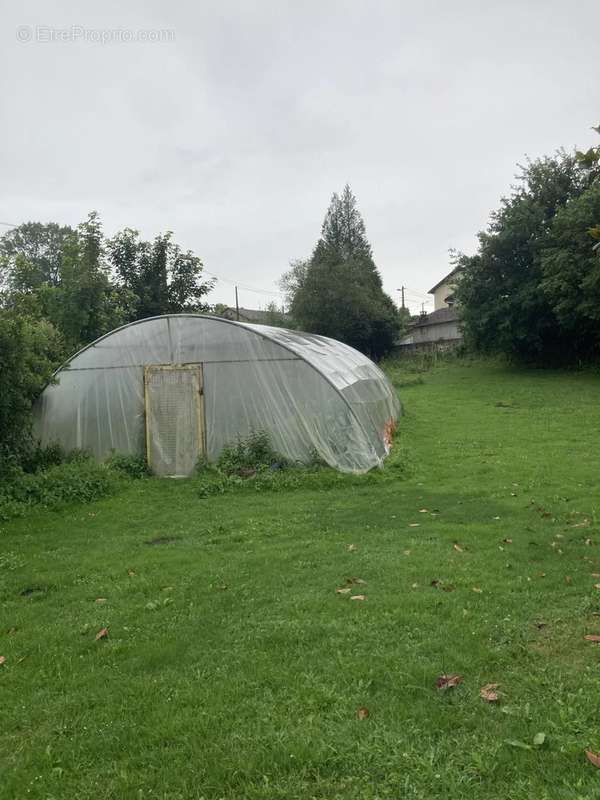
(34, 315), (400, 474)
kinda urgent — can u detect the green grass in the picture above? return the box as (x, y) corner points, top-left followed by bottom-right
(3, 360), (600, 799)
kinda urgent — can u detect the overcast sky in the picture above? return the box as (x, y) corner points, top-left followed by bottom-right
(1, 1), (599, 313)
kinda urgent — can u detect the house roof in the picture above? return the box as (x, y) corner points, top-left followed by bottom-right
(428, 267), (461, 294)
(411, 307), (458, 329)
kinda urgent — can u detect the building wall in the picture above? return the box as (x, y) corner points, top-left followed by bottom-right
(432, 280), (456, 310)
(412, 320), (460, 343)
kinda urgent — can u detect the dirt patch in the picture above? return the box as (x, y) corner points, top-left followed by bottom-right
(20, 585), (48, 597)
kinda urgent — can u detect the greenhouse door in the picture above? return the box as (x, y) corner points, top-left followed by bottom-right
(144, 365), (205, 477)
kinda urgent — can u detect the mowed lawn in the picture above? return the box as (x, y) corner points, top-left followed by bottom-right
(3, 361), (600, 800)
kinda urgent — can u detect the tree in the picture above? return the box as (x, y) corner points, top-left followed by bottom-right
(282, 186), (399, 359)
(108, 229), (213, 320)
(0, 221), (74, 291)
(0, 309), (63, 473)
(455, 136), (600, 363)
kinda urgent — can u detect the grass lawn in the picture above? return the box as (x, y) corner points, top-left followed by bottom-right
(3, 360), (600, 799)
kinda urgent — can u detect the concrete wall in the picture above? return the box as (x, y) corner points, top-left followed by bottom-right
(411, 320), (460, 343)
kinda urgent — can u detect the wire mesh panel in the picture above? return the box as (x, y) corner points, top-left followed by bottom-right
(144, 366), (204, 476)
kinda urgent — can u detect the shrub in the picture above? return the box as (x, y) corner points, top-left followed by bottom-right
(105, 452), (150, 479)
(215, 431), (288, 476)
(0, 460), (120, 521)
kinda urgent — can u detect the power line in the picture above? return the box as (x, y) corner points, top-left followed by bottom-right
(202, 268), (284, 298)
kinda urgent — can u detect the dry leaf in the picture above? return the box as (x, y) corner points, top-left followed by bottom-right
(0, 656), (6, 666)
(409, 523), (420, 528)
(584, 635), (600, 642)
(502, 538), (513, 544)
(357, 706), (369, 720)
(585, 750), (600, 768)
(419, 509), (428, 513)
(404, 549), (411, 556)
(573, 519), (591, 528)
(453, 543), (463, 552)
(595, 584), (600, 590)
(336, 587), (351, 595)
(472, 587), (483, 593)
(95, 597), (107, 604)
(592, 573), (600, 578)
(411, 582), (418, 588)
(586, 538), (593, 546)
(95, 627), (109, 641)
(480, 683), (500, 702)
(350, 594), (366, 601)
(430, 579), (441, 588)
(436, 673), (463, 690)
(347, 544), (357, 552)
(346, 577), (366, 585)
(127, 569), (136, 576)
(565, 575), (572, 584)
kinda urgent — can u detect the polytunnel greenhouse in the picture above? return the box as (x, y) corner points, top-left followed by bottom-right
(34, 315), (400, 476)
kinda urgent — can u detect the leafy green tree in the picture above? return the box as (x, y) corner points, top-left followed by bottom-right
(108, 229), (213, 320)
(456, 138), (600, 363)
(0, 309), (63, 473)
(0, 221), (73, 291)
(282, 186), (399, 359)
(1, 213), (130, 352)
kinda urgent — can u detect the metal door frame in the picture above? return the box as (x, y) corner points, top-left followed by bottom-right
(143, 363), (205, 473)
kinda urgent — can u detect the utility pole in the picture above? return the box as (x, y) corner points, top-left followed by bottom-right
(396, 286), (405, 310)
(235, 285), (240, 321)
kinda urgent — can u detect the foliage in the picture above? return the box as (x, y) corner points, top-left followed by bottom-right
(456, 127), (600, 363)
(214, 430), (288, 476)
(0, 309), (63, 474)
(105, 452), (150, 479)
(108, 228), (214, 320)
(281, 185), (400, 359)
(0, 459), (120, 521)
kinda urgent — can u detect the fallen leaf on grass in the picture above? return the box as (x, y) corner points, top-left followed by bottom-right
(565, 576), (572, 584)
(127, 569), (136, 576)
(419, 509), (428, 513)
(502, 538), (513, 544)
(572, 519), (591, 528)
(585, 538), (593, 546)
(347, 544), (357, 552)
(480, 683), (500, 702)
(350, 594), (366, 601)
(95, 598), (107, 604)
(336, 587), (351, 595)
(436, 674), (463, 690)
(411, 582), (418, 589)
(95, 627), (108, 641)
(453, 543), (464, 552)
(533, 732), (546, 746)
(0, 656), (6, 666)
(346, 577), (366, 585)
(357, 707), (369, 720)
(409, 523), (420, 528)
(584, 635), (600, 642)
(472, 586), (483, 593)
(404, 549), (411, 556)
(595, 584), (600, 590)
(585, 750), (600, 768)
